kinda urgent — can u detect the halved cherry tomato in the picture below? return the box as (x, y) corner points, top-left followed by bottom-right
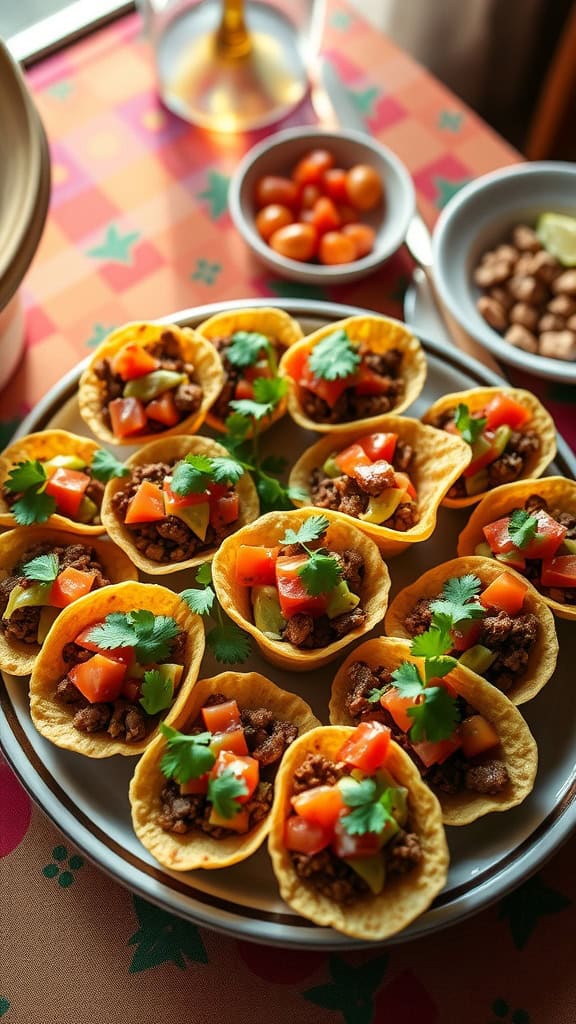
(275, 554), (328, 617)
(44, 468), (90, 518)
(210, 728), (249, 757)
(109, 396), (148, 439)
(331, 818), (384, 859)
(110, 342), (160, 381)
(342, 223), (376, 259)
(292, 149), (335, 186)
(50, 567), (96, 609)
(202, 699), (241, 734)
(540, 554), (576, 588)
(125, 480), (165, 524)
(334, 442), (372, 478)
(269, 223), (317, 262)
(357, 432), (398, 463)
(310, 196), (341, 235)
(450, 617), (483, 652)
(345, 164), (383, 211)
(483, 394), (531, 431)
(379, 689), (415, 732)
(483, 510), (566, 561)
(68, 653), (127, 703)
(479, 570), (528, 615)
(459, 715), (500, 758)
(255, 203), (294, 241)
(411, 735), (462, 767)
(146, 390), (180, 426)
(291, 785), (345, 829)
(338, 721), (391, 773)
(393, 472), (417, 499)
(321, 167), (348, 203)
(255, 175), (299, 210)
(284, 815), (332, 854)
(235, 545), (279, 586)
(210, 492), (239, 529)
(318, 230), (357, 265)
(209, 750), (259, 804)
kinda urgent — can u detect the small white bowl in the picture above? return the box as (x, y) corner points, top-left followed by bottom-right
(432, 161), (576, 384)
(229, 126), (415, 285)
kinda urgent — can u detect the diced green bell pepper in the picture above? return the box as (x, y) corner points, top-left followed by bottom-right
(325, 579), (360, 619)
(252, 584), (286, 639)
(459, 644), (497, 675)
(321, 455), (341, 479)
(43, 454), (86, 471)
(343, 855), (385, 895)
(124, 370), (187, 402)
(4, 582), (53, 620)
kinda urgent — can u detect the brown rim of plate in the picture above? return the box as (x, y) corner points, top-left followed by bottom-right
(278, 315), (427, 433)
(100, 434), (260, 575)
(421, 387), (557, 508)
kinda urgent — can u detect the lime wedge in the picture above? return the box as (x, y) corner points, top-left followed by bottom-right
(536, 212), (576, 267)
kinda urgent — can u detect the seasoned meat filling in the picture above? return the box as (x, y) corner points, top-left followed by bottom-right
(278, 546), (367, 649)
(442, 414), (541, 498)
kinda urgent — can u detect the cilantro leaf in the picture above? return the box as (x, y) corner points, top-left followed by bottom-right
(224, 412), (251, 444)
(508, 508), (538, 549)
(208, 768), (248, 818)
(130, 612), (179, 662)
(180, 585), (216, 616)
(85, 612), (137, 650)
(207, 621), (251, 664)
(4, 459), (46, 493)
(411, 626), (452, 660)
(260, 454), (288, 474)
(423, 655), (458, 684)
(308, 330), (361, 381)
(170, 454), (213, 495)
(391, 662), (424, 697)
(407, 686), (459, 743)
(338, 777), (396, 836)
(368, 686), (388, 704)
(454, 404), (487, 445)
(22, 552), (59, 582)
(90, 448), (129, 482)
(279, 515), (329, 547)
(12, 491), (57, 526)
(298, 552), (342, 596)
(253, 376), (286, 407)
(159, 723), (215, 783)
(209, 456), (244, 486)
(229, 398), (274, 421)
(442, 574), (482, 605)
(139, 670), (174, 715)
(429, 598), (485, 623)
(226, 331), (271, 367)
(429, 574), (485, 625)
(339, 776), (377, 807)
(195, 562), (213, 586)
(256, 475), (295, 514)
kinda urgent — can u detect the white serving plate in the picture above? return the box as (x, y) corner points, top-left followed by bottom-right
(1, 298), (575, 949)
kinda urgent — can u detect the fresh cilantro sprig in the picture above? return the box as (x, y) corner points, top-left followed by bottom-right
(90, 448), (129, 483)
(181, 563), (251, 665)
(139, 670), (174, 715)
(429, 573), (484, 625)
(85, 610), (179, 663)
(338, 777), (397, 836)
(170, 453), (244, 497)
(4, 459), (56, 525)
(308, 330), (361, 381)
(229, 376), (287, 424)
(159, 723), (215, 783)
(391, 660), (459, 742)
(221, 410), (306, 515)
(208, 769), (248, 818)
(508, 508), (538, 549)
(226, 331), (272, 369)
(22, 552), (59, 582)
(454, 403), (487, 445)
(278, 515), (342, 596)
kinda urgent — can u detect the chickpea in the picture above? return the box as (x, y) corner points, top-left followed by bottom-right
(528, 250), (562, 284)
(567, 314), (576, 331)
(552, 270), (576, 297)
(474, 261), (513, 287)
(539, 313), (566, 332)
(539, 331), (576, 360)
(505, 324), (538, 353)
(507, 275), (546, 304)
(509, 303), (539, 332)
(547, 295), (576, 317)
(512, 225), (541, 252)
(477, 296), (508, 331)
(489, 286), (514, 311)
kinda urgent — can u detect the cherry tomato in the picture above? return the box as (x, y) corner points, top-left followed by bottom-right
(255, 203), (293, 241)
(336, 203), (357, 226)
(292, 149), (335, 186)
(322, 167), (348, 203)
(346, 164), (383, 211)
(310, 196), (341, 235)
(318, 230), (357, 265)
(254, 175), (299, 210)
(342, 222), (376, 258)
(269, 222), (317, 262)
(299, 184), (321, 210)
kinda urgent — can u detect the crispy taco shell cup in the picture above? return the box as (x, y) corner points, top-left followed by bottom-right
(329, 637), (538, 825)
(268, 726), (449, 940)
(129, 671), (321, 871)
(212, 508), (391, 671)
(0, 526), (138, 676)
(78, 322), (224, 445)
(287, 417), (471, 556)
(101, 434), (260, 575)
(385, 556), (558, 705)
(196, 307), (303, 434)
(457, 476), (576, 621)
(29, 581), (204, 757)
(279, 315), (427, 434)
(421, 387), (557, 508)
(0, 430), (106, 533)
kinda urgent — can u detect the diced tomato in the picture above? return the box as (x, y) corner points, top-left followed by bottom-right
(450, 618), (483, 652)
(50, 567), (96, 609)
(74, 624), (134, 664)
(235, 545), (279, 586)
(109, 396), (148, 439)
(180, 773), (209, 795)
(146, 390), (180, 427)
(540, 555), (576, 588)
(125, 480), (166, 524)
(483, 394), (531, 431)
(121, 678), (142, 703)
(357, 432), (398, 463)
(244, 360), (272, 384)
(210, 492), (239, 529)
(281, 343), (308, 383)
(210, 750), (259, 804)
(393, 471), (417, 500)
(44, 468), (90, 518)
(210, 728), (249, 757)
(68, 653), (127, 704)
(331, 819), (383, 860)
(202, 699), (241, 733)
(411, 734), (462, 767)
(338, 721), (391, 774)
(459, 715), (500, 758)
(234, 378), (255, 401)
(276, 555), (329, 617)
(354, 363), (390, 396)
(163, 479), (209, 511)
(334, 442), (372, 478)
(110, 342), (160, 381)
(291, 785), (346, 829)
(208, 805), (250, 832)
(479, 571), (528, 615)
(483, 510), (566, 561)
(298, 360), (351, 406)
(284, 815), (332, 855)
(379, 689), (416, 732)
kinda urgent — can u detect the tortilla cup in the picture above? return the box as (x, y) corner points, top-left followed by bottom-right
(0, 430), (105, 533)
(0, 526), (138, 676)
(29, 581), (204, 758)
(457, 476), (576, 622)
(129, 671), (321, 871)
(212, 508), (391, 671)
(329, 637), (538, 825)
(287, 416), (471, 557)
(196, 307), (304, 433)
(279, 315), (427, 433)
(78, 321), (224, 446)
(385, 556), (558, 705)
(268, 726), (448, 940)
(421, 387), (557, 508)
(100, 434), (260, 575)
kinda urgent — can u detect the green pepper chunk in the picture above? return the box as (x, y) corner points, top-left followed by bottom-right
(123, 370), (187, 402)
(4, 582), (54, 620)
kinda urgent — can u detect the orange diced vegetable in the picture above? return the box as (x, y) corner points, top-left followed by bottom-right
(202, 699), (241, 734)
(180, 773), (209, 795)
(124, 480), (166, 524)
(393, 472), (417, 499)
(483, 394), (531, 431)
(291, 785), (345, 829)
(411, 735), (462, 767)
(68, 653), (127, 703)
(284, 815), (332, 854)
(109, 396), (148, 439)
(334, 443), (372, 478)
(479, 570), (528, 615)
(210, 729), (249, 757)
(50, 567), (96, 609)
(210, 750), (259, 804)
(540, 555), (576, 588)
(379, 689), (416, 732)
(338, 721), (391, 773)
(459, 715), (500, 758)
(275, 554), (328, 617)
(210, 492), (239, 529)
(235, 545), (279, 586)
(357, 432), (397, 463)
(111, 342), (160, 381)
(44, 468), (90, 518)
(146, 390), (180, 426)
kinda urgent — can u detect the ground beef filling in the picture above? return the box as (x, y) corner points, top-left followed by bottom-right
(93, 329), (203, 432)
(289, 753), (422, 904)
(278, 547), (367, 649)
(54, 630), (187, 742)
(157, 693), (298, 839)
(0, 543), (111, 646)
(301, 345), (405, 424)
(209, 334), (281, 422)
(439, 408), (541, 498)
(519, 495), (576, 606)
(403, 595), (538, 693)
(111, 461), (238, 563)
(309, 438), (419, 531)
(343, 661), (510, 796)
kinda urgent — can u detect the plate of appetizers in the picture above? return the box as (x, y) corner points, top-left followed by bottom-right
(1, 298), (575, 948)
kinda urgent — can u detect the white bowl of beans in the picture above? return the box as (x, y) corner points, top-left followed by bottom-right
(229, 126), (415, 285)
(432, 162), (576, 384)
